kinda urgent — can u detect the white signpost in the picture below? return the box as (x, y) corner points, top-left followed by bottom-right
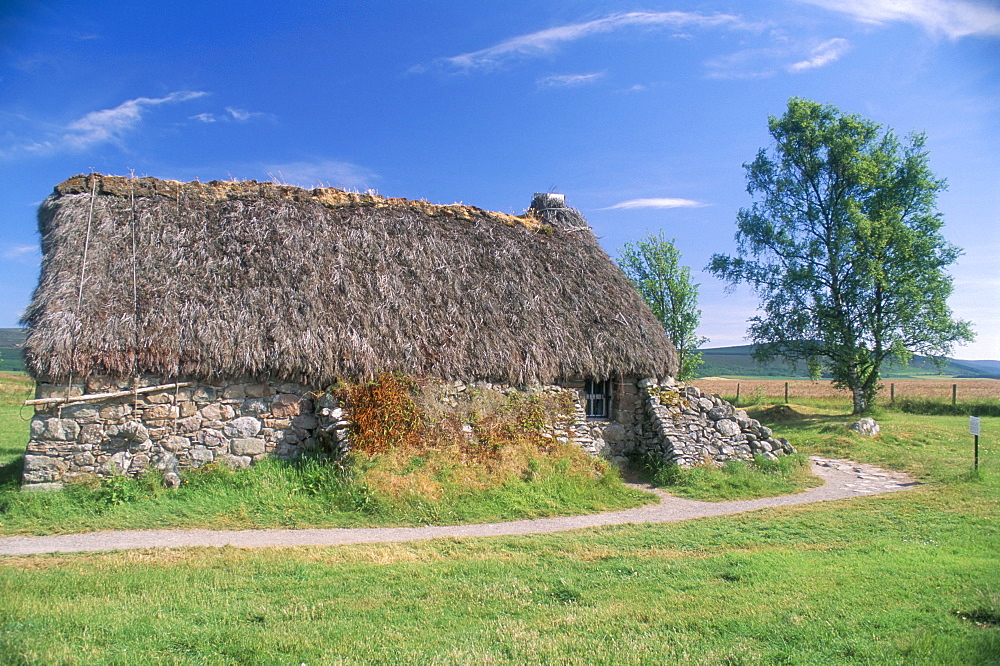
(970, 416), (981, 470)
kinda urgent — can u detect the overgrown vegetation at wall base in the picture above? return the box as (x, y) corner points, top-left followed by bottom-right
(0, 373), (651, 535)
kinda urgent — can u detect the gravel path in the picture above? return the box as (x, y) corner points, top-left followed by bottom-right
(0, 457), (916, 556)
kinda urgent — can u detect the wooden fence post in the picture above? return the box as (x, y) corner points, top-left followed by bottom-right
(736, 383), (741, 405)
(890, 383), (895, 403)
(784, 382), (789, 404)
(953, 384), (958, 406)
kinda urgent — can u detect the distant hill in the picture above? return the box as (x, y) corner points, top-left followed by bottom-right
(0, 327), (26, 372)
(696, 344), (1000, 380)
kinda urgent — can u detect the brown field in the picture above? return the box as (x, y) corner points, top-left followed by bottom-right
(691, 377), (1000, 402)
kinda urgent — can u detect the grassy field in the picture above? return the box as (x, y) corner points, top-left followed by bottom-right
(0, 374), (998, 663)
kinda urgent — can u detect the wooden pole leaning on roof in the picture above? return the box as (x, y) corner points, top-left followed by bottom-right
(24, 382), (194, 407)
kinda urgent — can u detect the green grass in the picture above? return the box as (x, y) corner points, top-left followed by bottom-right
(1, 377), (998, 663)
(639, 452), (823, 501)
(0, 373), (33, 489)
(0, 444), (652, 536)
(0, 405), (996, 663)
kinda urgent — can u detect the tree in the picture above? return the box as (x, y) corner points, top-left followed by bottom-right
(708, 98), (973, 414)
(619, 232), (708, 381)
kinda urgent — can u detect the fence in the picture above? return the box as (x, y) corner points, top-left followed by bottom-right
(691, 378), (1000, 406)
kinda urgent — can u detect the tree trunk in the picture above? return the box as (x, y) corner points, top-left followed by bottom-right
(851, 388), (868, 415)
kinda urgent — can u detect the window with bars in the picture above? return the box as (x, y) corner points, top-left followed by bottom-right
(585, 378), (611, 418)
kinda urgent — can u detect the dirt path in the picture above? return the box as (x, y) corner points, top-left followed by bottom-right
(0, 457), (915, 556)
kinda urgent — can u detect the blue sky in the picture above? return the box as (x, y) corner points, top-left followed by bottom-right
(2, 0), (998, 359)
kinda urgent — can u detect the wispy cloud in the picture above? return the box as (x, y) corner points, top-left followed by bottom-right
(2, 244), (41, 265)
(431, 11), (746, 72)
(798, 0), (1000, 38)
(602, 197), (708, 210)
(788, 37), (850, 71)
(63, 91), (207, 150)
(265, 159), (378, 190)
(3, 244), (39, 258)
(705, 47), (785, 79)
(708, 36), (851, 79)
(191, 106), (273, 123)
(537, 72), (605, 88)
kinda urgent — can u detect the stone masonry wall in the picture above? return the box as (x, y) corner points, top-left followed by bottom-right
(23, 377), (582, 489)
(624, 382), (796, 468)
(24, 376), (320, 489)
(564, 378), (644, 466)
(23, 375), (792, 489)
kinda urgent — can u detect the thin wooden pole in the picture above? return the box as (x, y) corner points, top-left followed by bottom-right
(735, 383), (741, 405)
(890, 383), (895, 402)
(784, 382), (789, 404)
(953, 383), (958, 406)
(24, 382), (194, 407)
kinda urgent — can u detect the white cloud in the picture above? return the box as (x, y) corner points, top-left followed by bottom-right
(225, 107), (272, 122)
(537, 72), (605, 87)
(3, 244), (39, 258)
(708, 37), (850, 79)
(3, 244), (40, 265)
(602, 197), (708, 210)
(705, 48), (780, 79)
(788, 38), (851, 71)
(798, 0), (1000, 38)
(190, 107), (272, 123)
(265, 160), (378, 190)
(64, 90), (206, 149)
(435, 11), (745, 71)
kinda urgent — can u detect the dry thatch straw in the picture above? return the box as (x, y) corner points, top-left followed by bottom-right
(23, 174), (678, 386)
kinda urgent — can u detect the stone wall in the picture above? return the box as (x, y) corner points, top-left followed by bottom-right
(22, 375), (793, 489)
(23, 376), (585, 489)
(563, 378), (644, 465)
(24, 376), (319, 489)
(620, 382), (796, 468)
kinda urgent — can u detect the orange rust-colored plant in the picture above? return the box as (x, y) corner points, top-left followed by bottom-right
(337, 374), (424, 454)
(336, 375), (576, 463)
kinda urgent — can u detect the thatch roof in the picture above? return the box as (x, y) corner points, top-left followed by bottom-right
(22, 174), (678, 385)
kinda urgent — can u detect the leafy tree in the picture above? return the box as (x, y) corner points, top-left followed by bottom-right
(619, 232), (708, 381)
(708, 98), (973, 413)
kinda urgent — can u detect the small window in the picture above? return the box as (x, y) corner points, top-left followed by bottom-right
(585, 378), (611, 418)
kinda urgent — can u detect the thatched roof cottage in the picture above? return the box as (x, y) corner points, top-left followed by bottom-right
(22, 174), (792, 489)
(24, 175), (676, 389)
